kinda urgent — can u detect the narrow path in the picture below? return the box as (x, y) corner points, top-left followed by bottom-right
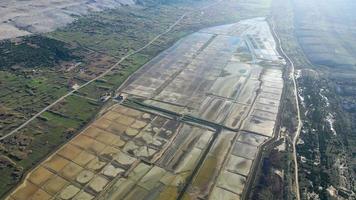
(72, 93), (98, 102)
(271, 22), (302, 200)
(0, 0), (223, 141)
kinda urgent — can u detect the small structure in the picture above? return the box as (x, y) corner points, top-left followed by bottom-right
(113, 93), (127, 102)
(100, 93), (111, 102)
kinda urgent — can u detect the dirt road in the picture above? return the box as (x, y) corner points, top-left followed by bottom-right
(0, 0), (222, 141)
(271, 21), (302, 200)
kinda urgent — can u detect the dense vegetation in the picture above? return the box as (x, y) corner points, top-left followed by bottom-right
(0, 36), (79, 70)
(265, 0), (356, 199)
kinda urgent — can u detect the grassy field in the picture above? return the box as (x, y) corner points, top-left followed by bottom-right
(76, 53), (150, 99)
(0, 69), (70, 134)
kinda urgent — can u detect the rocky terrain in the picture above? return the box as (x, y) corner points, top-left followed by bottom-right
(0, 0), (135, 40)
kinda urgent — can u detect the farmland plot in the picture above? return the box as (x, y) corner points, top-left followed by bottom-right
(7, 17), (285, 200)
